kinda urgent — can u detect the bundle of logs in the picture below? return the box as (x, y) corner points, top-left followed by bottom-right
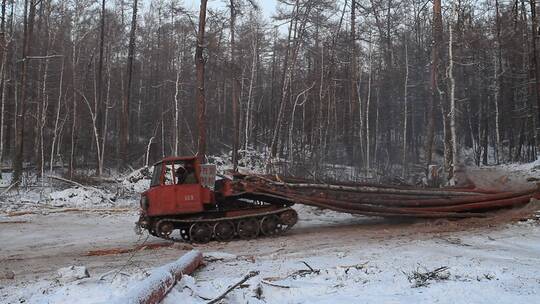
(236, 175), (540, 218)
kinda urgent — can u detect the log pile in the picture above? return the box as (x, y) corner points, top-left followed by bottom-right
(235, 174), (540, 218)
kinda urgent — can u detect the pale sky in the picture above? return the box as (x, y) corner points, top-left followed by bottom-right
(188, 0), (277, 20)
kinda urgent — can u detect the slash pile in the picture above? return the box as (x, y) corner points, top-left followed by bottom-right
(235, 175), (540, 218)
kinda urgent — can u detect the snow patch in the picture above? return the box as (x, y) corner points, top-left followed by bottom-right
(49, 188), (107, 208)
(56, 266), (90, 283)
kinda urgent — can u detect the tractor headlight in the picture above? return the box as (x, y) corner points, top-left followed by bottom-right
(140, 195), (149, 210)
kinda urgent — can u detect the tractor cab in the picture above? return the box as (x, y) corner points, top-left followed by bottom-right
(140, 156), (215, 218)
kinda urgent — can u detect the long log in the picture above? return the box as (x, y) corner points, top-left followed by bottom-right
(399, 194), (535, 213)
(247, 186), (534, 217)
(236, 176), (539, 218)
(295, 190), (534, 214)
(246, 188), (483, 218)
(7, 207), (133, 217)
(243, 173), (465, 190)
(115, 250), (203, 304)
(292, 196), (483, 218)
(287, 192), (479, 216)
(282, 187), (538, 207)
(251, 180), (484, 197)
(284, 188), (468, 201)
(244, 174), (490, 194)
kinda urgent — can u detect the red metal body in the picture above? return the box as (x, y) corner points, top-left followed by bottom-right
(142, 156), (213, 217)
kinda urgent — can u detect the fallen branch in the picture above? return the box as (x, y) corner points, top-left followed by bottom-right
(86, 242), (173, 256)
(339, 262), (369, 273)
(0, 220), (28, 224)
(99, 270), (131, 281)
(7, 207), (133, 217)
(405, 266), (450, 288)
(207, 271), (259, 304)
(115, 250), (203, 304)
(260, 279), (290, 289)
(0, 181), (20, 197)
(291, 265), (320, 278)
(46, 175), (86, 188)
(301, 261), (315, 272)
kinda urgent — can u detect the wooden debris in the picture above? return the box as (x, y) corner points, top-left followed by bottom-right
(405, 266), (450, 288)
(2, 270), (15, 280)
(0, 220), (28, 224)
(0, 181), (20, 197)
(260, 279), (290, 289)
(116, 250), (203, 304)
(7, 207), (133, 217)
(86, 242), (174, 256)
(207, 271), (259, 304)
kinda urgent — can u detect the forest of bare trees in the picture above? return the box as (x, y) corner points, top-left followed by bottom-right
(0, 0), (539, 184)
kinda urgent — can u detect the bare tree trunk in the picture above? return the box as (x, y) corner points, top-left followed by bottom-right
(230, 0), (239, 171)
(350, 0), (358, 162)
(100, 61), (111, 173)
(120, 0), (138, 166)
(69, 32), (77, 178)
(49, 57), (64, 174)
(425, 0), (442, 169)
(531, 0), (540, 150)
(270, 0), (312, 159)
(196, 0), (208, 162)
(402, 42), (409, 178)
(270, 2), (296, 159)
(95, 0), (105, 172)
(13, 0), (36, 185)
(79, 91), (102, 176)
(366, 35), (373, 173)
(374, 88), (380, 169)
(493, 0), (503, 163)
(288, 83), (315, 163)
(448, 12), (457, 183)
(0, 0), (7, 164)
(39, 56), (50, 179)
(174, 70), (180, 155)
(245, 19), (257, 151)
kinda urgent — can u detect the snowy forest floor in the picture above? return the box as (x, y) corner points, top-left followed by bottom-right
(1, 162), (540, 303)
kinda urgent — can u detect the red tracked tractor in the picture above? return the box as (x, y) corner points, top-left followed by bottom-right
(136, 156), (299, 243)
(136, 156), (540, 243)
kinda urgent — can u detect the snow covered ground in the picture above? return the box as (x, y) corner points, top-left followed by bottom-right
(166, 218), (540, 304)
(1, 159), (540, 304)
(1, 205), (539, 304)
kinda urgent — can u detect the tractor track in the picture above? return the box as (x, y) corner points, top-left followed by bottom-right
(152, 207), (298, 243)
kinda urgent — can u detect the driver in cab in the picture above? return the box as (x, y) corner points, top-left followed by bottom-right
(175, 164), (197, 184)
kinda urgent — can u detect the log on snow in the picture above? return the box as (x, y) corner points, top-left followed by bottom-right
(115, 250), (203, 304)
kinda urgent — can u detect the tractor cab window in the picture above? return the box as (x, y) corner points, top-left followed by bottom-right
(159, 160), (198, 185)
(150, 164), (162, 187)
(173, 160), (198, 185)
(163, 163), (176, 185)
